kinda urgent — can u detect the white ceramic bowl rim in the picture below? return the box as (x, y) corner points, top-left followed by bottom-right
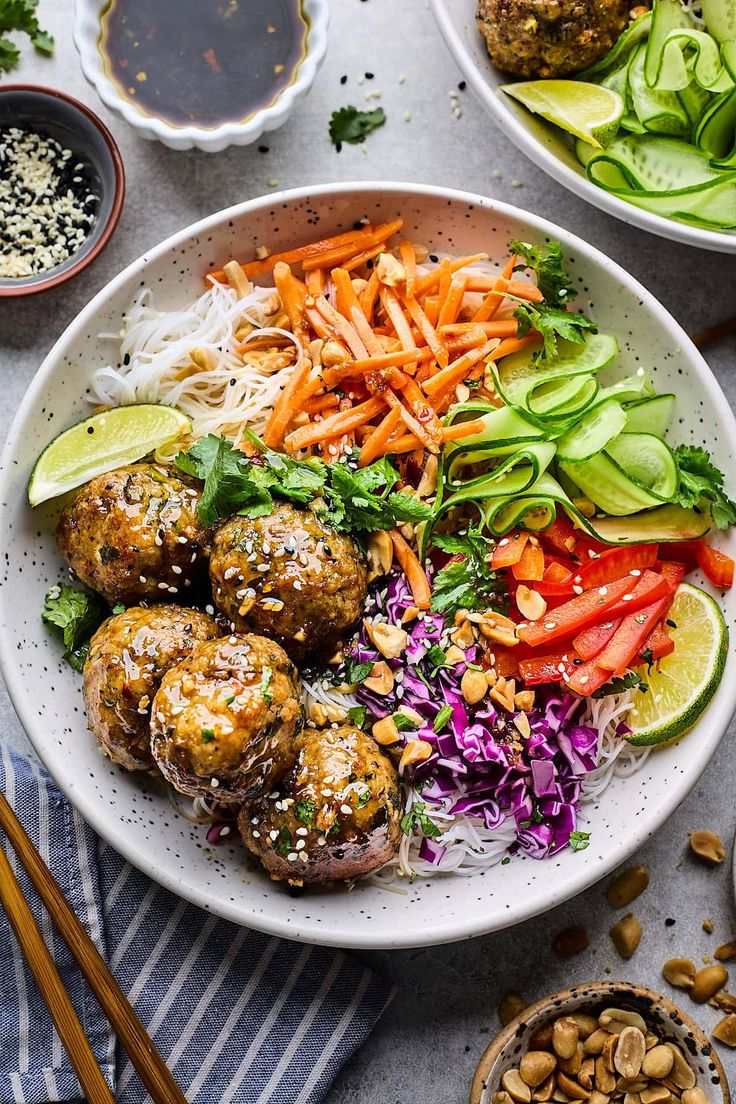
(73, 0), (329, 148)
(3, 181), (736, 948)
(429, 0), (736, 254)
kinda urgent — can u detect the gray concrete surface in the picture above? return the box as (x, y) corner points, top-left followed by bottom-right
(2, 2), (736, 1101)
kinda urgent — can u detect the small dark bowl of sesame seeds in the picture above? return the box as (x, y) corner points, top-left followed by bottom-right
(0, 84), (124, 297)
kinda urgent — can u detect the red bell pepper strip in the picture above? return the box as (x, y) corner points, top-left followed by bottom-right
(491, 531), (529, 570)
(540, 516), (580, 558)
(658, 560), (687, 590)
(566, 658), (612, 697)
(517, 576), (641, 648)
(575, 544), (659, 590)
(661, 540), (702, 564)
(543, 559), (573, 583)
(511, 540), (545, 582)
(488, 646), (520, 679)
(572, 618), (622, 661)
(639, 622), (674, 663)
(604, 571), (672, 619)
(696, 543), (734, 588)
(519, 651), (579, 685)
(596, 580), (674, 674)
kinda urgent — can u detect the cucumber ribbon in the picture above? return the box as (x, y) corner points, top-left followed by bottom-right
(575, 0), (736, 229)
(424, 336), (711, 552)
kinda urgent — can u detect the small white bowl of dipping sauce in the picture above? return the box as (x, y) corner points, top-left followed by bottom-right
(74, 0), (329, 152)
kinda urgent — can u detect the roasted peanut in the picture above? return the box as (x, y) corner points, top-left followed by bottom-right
(641, 1044), (674, 1080)
(366, 530), (393, 581)
(558, 1042), (583, 1076)
(556, 1071), (589, 1100)
(689, 964), (728, 1003)
(713, 1013), (736, 1047)
(552, 926), (589, 959)
(516, 585), (547, 622)
(665, 1044), (696, 1090)
(363, 660), (394, 695)
(610, 914), (642, 960)
(614, 1028), (646, 1079)
(595, 1057), (616, 1094)
(530, 1023), (554, 1051)
(493, 1093), (516, 1104)
(715, 941), (736, 962)
(689, 829), (725, 864)
(363, 620), (408, 660)
(583, 1029), (610, 1056)
(662, 957), (697, 989)
(588, 1094), (610, 1104)
(399, 740), (433, 771)
(520, 1052), (558, 1088)
(552, 1018), (580, 1060)
(372, 716), (400, 746)
(681, 1091), (709, 1104)
(499, 992), (528, 1026)
(605, 865), (650, 909)
(461, 666), (489, 704)
(502, 1068), (533, 1103)
(639, 1087), (670, 1104)
(599, 1009), (647, 1035)
(571, 1014), (599, 1040)
(531, 1074), (555, 1103)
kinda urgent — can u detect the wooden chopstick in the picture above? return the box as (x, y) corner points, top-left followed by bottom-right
(0, 841), (115, 1103)
(0, 791), (187, 1104)
(691, 316), (736, 348)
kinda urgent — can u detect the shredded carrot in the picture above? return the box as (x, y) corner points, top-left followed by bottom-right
(403, 293), (448, 366)
(422, 339), (498, 399)
(400, 376), (444, 448)
(437, 275), (469, 329)
(306, 268), (325, 297)
(382, 388), (440, 454)
(423, 294), (440, 327)
(390, 530), (431, 610)
(379, 287), (416, 351)
(358, 406), (402, 467)
(440, 320), (519, 338)
(303, 393), (340, 415)
(465, 276), (544, 301)
(399, 240), (417, 299)
(359, 269), (381, 322)
(284, 397), (385, 452)
(472, 277), (507, 323)
(332, 267), (363, 320)
(414, 254), (488, 297)
(263, 357), (311, 448)
(273, 262), (309, 343)
(444, 327), (489, 357)
(342, 242), (387, 274)
(488, 333), (541, 361)
(206, 224), (384, 284)
(347, 349), (423, 373)
(441, 418), (487, 441)
(302, 220), (404, 272)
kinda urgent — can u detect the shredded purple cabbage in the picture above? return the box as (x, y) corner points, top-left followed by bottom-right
(341, 573), (599, 864)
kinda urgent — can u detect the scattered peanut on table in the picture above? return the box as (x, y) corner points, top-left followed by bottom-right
(688, 830), (725, 865)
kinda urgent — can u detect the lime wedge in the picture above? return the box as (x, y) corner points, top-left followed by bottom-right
(624, 583), (728, 746)
(28, 404), (192, 507)
(501, 80), (624, 148)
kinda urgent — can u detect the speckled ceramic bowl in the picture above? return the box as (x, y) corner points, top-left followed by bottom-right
(471, 981), (730, 1104)
(430, 0), (736, 254)
(1, 182), (736, 949)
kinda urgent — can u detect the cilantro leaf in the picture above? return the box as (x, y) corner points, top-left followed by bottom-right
(569, 830), (591, 852)
(393, 712), (420, 732)
(400, 800), (442, 840)
(0, 0), (54, 71)
(433, 704), (453, 733)
(510, 239), (575, 308)
(674, 445), (736, 531)
(329, 105), (386, 148)
(347, 705), (367, 728)
(386, 491), (432, 523)
(426, 644), (448, 675)
(294, 799), (317, 826)
(592, 671), (649, 698)
(430, 527), (506, 620)
(514, 301), (598, 361)
(260, 665), (273, 707)
(275, 827), (293, 857)
(343, 657), (374, 685)
(42, 584), (107, 671)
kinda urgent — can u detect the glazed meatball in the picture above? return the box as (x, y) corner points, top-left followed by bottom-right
(57, 463), (210, 605)
(209, 504), (368, 662)
(239, 725), (401, 884)
(150, 634), (302, 803)
(83, 605), (219, 771)
(477, 0), (633, 78)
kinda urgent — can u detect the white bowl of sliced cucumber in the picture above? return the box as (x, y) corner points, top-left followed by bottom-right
(431, 0), (736, 253)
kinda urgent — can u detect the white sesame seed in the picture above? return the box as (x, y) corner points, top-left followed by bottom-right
(340, 803), (352, 815)
(210, 778), (220, 788)
(287, 852), (298, 861)
(296, 839), (306, 851)
(621, 594), (633, 601)
(171, 565), (182, 574)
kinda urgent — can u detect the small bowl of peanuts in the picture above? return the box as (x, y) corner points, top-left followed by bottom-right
(470, 980), (729, 1104)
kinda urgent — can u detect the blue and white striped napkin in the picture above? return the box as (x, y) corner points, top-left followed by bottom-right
(0, 743), (394, 1104)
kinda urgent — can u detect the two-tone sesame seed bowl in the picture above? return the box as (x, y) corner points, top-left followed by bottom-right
(0, 85), (124, 298)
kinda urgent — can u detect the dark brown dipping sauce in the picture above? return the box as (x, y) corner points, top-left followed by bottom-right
(99, 0), (308, 129)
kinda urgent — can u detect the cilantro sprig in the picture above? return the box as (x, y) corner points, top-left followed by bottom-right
(510, 240), (575, 308)
(592, 671), (649, 698)
(674, 445), (736, 531)
(506, 239), (596, 361)
(400, 800), (442, 840)
(0, 0), (54, 73)
(430, 527), (506, 620)
(175, 434), (430, 535)
(42, 584), (107, 671)
(329, 105), (386, 149)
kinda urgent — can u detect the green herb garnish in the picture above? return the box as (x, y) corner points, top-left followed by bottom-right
(514, 301), (598, 362)
(260, 665), (273, 707)
(201, 728), (215, 743)
(430, 527), (506, 620)
(592, 671), (649, 698)
(294, 799), (317, 826)
(510, 239), (575, 308)
(42, 584), (107, 672)
(433, 704), (453, 734)
(673, 445), (736, 531)
(569, 831), (591, 852)
(356, 787), (372, 809)
(426, 644), (449, 675)
(347, 705), (367, 728)
(394, 712), (421, 733)
(111, 603), (126, 615)
(0, 0), (54, 73)
(329, 105), (386, 149)
(400, 800), (442, 840)
(343, 658), (374, 686)
(275, 827), (293, 856)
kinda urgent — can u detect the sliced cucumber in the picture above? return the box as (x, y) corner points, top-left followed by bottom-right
(596, 372), (655, 406)
(606, 431), (679, 499)
(695, 86), (736, 158)
(584, 134), (722, 192)
(556, 399), (627, 463)
(677, 77), (713, 126)
(559, 452), (664, 515)
(701, 0), (736, 44)
(590, 502), (711, 544)
(645, 0), (696, 90)
(630, 44), (690, 134)
(623, 393), (675, 437)
(492, 333), (618, 419)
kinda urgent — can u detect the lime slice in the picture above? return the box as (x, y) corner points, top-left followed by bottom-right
(624, 583), (728, 746)
(28, 404), (192, 507)
(501, 80), (624, 148)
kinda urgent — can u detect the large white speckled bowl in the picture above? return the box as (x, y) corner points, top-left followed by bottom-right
(430, 0), (736, 254)
(1, 182), (735, 949)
